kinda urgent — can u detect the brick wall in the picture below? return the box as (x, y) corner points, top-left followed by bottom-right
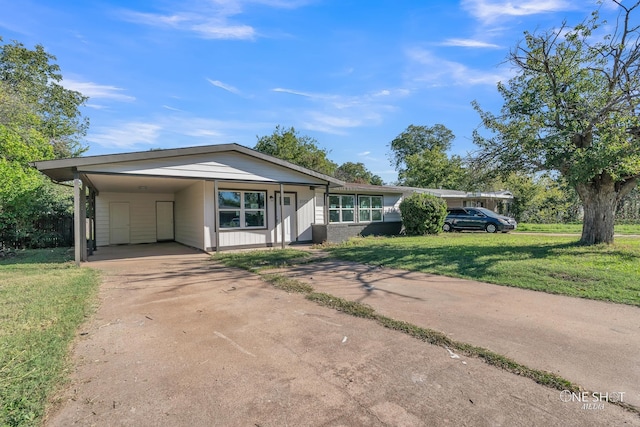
(312, 222), (402, 244)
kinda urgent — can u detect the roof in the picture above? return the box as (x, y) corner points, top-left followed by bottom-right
(335, 183), (513, 199)
(32, 143), (345, 187)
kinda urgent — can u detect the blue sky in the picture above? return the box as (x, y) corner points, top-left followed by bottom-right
(0, 0), (623, 182)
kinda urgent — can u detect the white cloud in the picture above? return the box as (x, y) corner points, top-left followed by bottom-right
(462, 0), (574, 23)
(87, 122), (162, 149)
(121, 10), (255, 39)
(207, 79), (241, 95)
(117, 0), (312, 40)
(272, 87), (405, 134)
(272, 87), (317, 98)
(358, 151), (371, 156)
(406, 47), (511, 86)
(62, 79), (136, 102)
(85, 103), (108, 110)
(440, 38), (501, 48)
(162, 105), (183, 112)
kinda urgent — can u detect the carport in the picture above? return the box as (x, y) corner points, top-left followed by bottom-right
(32, 143), (344, 265)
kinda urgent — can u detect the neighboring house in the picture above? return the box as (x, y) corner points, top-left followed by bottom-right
(33, 143), (513, 264)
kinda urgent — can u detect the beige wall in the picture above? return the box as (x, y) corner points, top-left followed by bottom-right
(95, 192), (175, 246)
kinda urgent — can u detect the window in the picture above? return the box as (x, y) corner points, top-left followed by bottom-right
(329, 195), (355, 223)
(329, 194), (384, 223)
(219, 190), (265, 229)
(358, 196), (383, 222)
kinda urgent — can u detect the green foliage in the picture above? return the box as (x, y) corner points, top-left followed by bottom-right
(617, 184), (640, 222)
(389, 124), (467, 189)
(254, 125), (337, 175)
(0, 39), (86, 248)
(399, 192), (447, 235)
(334, 161), (384, 185)
(400, 149), (466, 189)
(0, 125), (74, 248)
(472, 5), (640, 244)
(503, 173), (581, 223)
(0, 39), (89, 158)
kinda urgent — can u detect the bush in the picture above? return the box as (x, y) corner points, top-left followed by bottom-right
(399, 193), (447, 235)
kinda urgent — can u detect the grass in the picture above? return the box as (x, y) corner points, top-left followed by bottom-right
(0, 248), (99, 427)
(213, 249), (312, 272)
(325, 234), (640, 306)
(516, 223), (640, 234)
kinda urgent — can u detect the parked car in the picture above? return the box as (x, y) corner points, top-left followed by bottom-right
(443, 207), (517, 233)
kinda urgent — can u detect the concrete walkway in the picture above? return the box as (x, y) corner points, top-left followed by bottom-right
(268, 258), (640, 408)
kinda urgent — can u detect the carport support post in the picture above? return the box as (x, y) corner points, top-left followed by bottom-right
(214, 180), (220, 252)
(73, 172), (82, 266)
(279, 184), (285, 249)
(324, 183), (329, 225)
(81, 181), (87, 260)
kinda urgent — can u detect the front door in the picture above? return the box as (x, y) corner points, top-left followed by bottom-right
(276, 193), (296, 243)
(156, 201), (175, 241)
(109, 202), (130, 244)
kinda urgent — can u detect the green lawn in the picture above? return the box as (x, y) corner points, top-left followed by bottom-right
(0, 248), (99, 427)
(326, 234), (640, 306)
(516, 223), (640, 234)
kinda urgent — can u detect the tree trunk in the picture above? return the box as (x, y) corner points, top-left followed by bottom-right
(575, 175), (637, 245)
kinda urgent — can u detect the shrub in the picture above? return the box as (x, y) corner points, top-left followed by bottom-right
(399, 193), (447, 235)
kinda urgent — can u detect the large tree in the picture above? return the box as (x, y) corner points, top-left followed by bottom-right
(254, 125), (337, 175)
(0, 39), (89, 158)
(0, 40), (87, 247)
(472, 2), (640, 244)
(389, 124), (466, 189)
(335, 161), (384, 185)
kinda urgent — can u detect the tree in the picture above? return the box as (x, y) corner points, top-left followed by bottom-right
(0, 39), (89, 158)
(0, 40), (86, 247)
(389, 124), (466, 189)
(503, 173), (580, 223)
(399, 150), (466, 189)
(335, 162), (384, 185)
(472, 2), (640, 244)
(254, 125), (337, 175)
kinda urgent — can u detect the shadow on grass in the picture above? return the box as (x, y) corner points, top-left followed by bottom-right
(327, 240), (582, 279)
(0, 247), (74, 266)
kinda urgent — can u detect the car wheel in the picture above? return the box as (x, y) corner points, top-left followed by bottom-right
(485, 223), (498, 233)
(443, 223), (452, 232)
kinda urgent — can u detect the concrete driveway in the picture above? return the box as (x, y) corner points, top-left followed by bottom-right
(268, 258), (640, 409)
(46, 243), (639, 426)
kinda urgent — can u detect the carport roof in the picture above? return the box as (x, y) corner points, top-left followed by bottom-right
(32, 143), (346, 187)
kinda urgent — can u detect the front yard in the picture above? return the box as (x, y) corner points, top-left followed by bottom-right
(325, 234), (640, 306)
(0, 249), (99, 426)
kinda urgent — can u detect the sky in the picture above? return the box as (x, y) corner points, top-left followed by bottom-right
(0, 0), (626, 183)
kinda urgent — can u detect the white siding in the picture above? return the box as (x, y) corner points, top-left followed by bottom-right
(95, 192), (174, 246)
(80, 152), (328, 185)
(204, 181), (216, 250)
(294, 186), (316, 241)
(383, 194), (403, 222)
(175, 181), (205, 250)
(314, 190), (326, 224)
